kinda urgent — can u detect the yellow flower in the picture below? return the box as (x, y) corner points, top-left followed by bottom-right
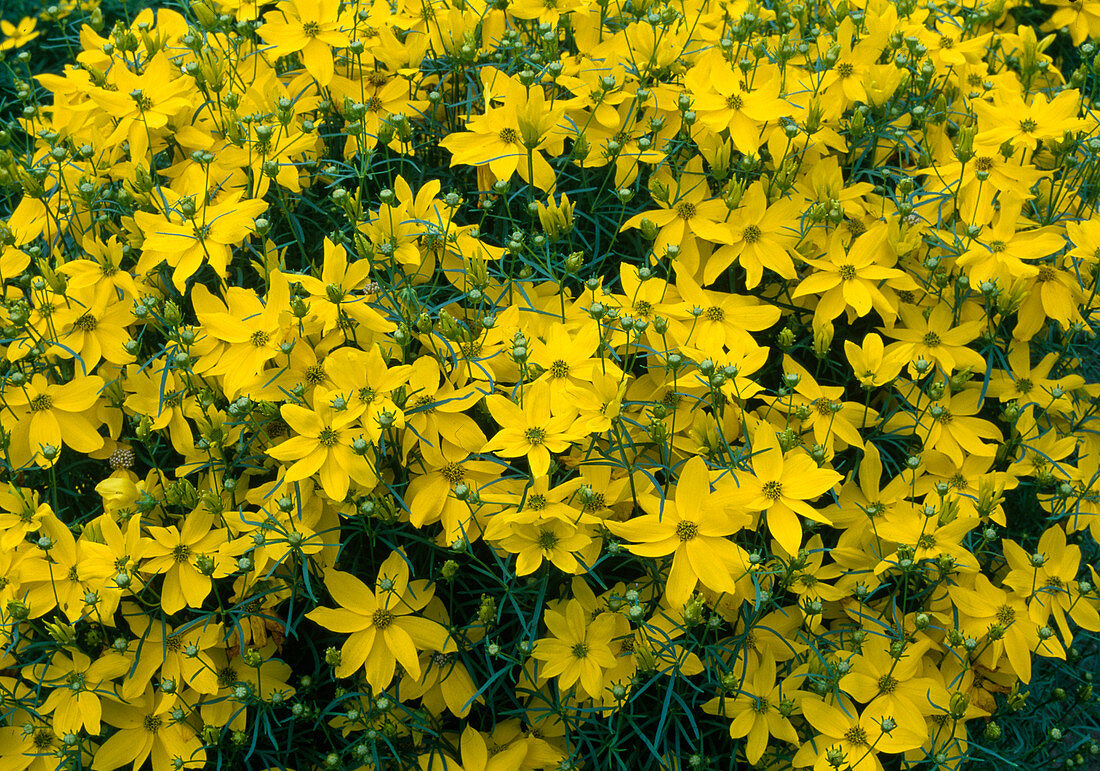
(1, 373), (104, 469)
(608, 455), (751, 607)
(306, 551), (448, 689)
(736, 423), (842, 556)
(93, 686), (206, 771)
(797, 696), (926, 771)
(267, 393), (377, 502)
(259, 0), (350, 86)
(702, 653), (802, 764)
(36, 649), (130, 735)
(884, 302), (985, 377)
(483, 380), (583, 477)
(0, 17), (39, 50)
(531, 598), (620, 700)
(142, 508), (234, 615)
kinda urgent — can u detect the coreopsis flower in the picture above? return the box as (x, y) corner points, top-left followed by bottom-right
(793, 225), (917, 329)
(735, 423), (843, 556)
(707, 181), (802, 287)
(440, 74), (565, 192)
(531, 598), (620, 700)
(90, 51), (195, 162)
(797, 696), (926, 771)
(621, 157), (733, 277)
(607, 455), (751, 607)
(47, 283), (135, 368)
(417, 725), (529, 771)
(23, 513), (118, 622)
(764, 356), (876, 452)
(974, 89), (1088, 147)
(888, 383), (1002, 468)
(1045, 0), (1100, 43)
(668, 271), (781, 356)
(0, 17), (39, 50)
(483, 380), (584, 478)
(956, 202), (1063, 285)
(402, 635), (481, 718)
(305, 551), (449, 689)
(1, 373), (104, 468)
(1003, 526), (1100, 641)
(259, 0), (350, 86)
(919, 145), (1045, 224)
(840, 638), (947, 733)
(35, 649), (130, 735)
(494, 515), (601, 576)
(133, 192), (267, 290)
(844, 333), (906, 389)
(688, 56), (791, 155)
(122, 361), (199, 457)
(92, 686), (206, 771)
(702, 653), (803, 764)
(266, 392), (378, 502)
(296, 238), (394, 338)
(1011, 260), (1086, 341)
(142, 508), (235, 614)
(985, 343), (1086, 418)
(950, 574), (1041, 682)
(883, 302), (985, 377)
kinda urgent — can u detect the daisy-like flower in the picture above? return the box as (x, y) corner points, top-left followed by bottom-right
(608, 455), (751, 608)
(259, 0), (350, 86)
(883, 302), (985, 377)
(1, 373), (104, 469)
(483, 380), (583, 477)
(266, 392), (378, 502)
(708, 181), (801, 287)
(531, 598), (620, 700)
(0, 17), (39, 51)
(306, 551), (449, 690)
(735, 423), (842, 556)
(796, 696), (926, 771)
(702, 653), (803, 764)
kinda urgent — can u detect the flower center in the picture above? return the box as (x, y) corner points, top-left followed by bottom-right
(725, 94), (744, 110)
(676, 201), (696, 220)
(143, 715), (162, 734)
(676, 520), (698, 541)
(762, 480), (783, 500)
(704, 305), (724, 322)
(172, 544), (191, 563)
(550, 360), (570, 378)
(30, 394), (53, 412)
(524, 427), (546, 446)
(372, 608), (395, 629)
(499, 127), (519, 144)
(844, 725), (868, 746)
(836, 62), (854, 78)
(318, 427), (338, 447)
(74, 313), (97, 331)
(922, 332), (941, 347)
(571, 642), (589, 659)
(537, 529), (559, 550)
(302, 21), (320, 37)
(442, 463), (464, 484)
(250, 330), (270, 347)
(974, 156), (994, 172)
(742, 224), (761, 244)
(839, 264), (856, 280)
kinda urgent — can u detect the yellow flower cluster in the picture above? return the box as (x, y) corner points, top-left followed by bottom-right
(0, 0), (1098, 768)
